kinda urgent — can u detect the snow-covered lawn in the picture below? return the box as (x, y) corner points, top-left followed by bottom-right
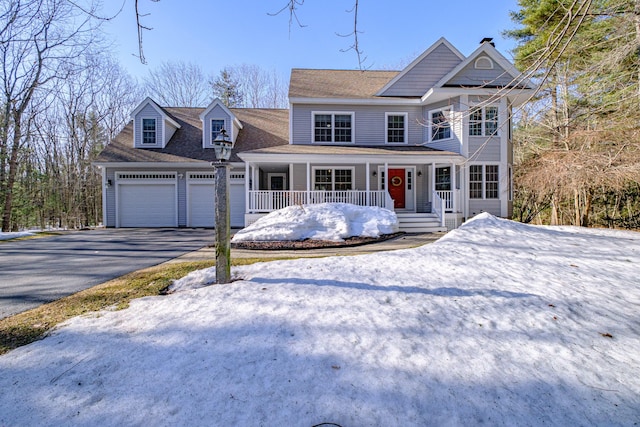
(1, 213), (639, 426)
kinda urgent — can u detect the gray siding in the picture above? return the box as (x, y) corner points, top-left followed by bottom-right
(291, 104), (423, 145)
(469, 200), (501, 217)
(203, 106), (231, 148)
(380, 43), (463, 96)
(292, 164), (307, 190)
(134, 104), (163, 147)
(468, 136), (500, 162)
(446, 58), (515, 87)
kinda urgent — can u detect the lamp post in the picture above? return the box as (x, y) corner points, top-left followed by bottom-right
(212, 128), (232, 284)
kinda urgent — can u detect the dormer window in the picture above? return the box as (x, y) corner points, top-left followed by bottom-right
(474, 56), (494, 70)
(142, 118), (156, 144)
(211, 119), (225, 141)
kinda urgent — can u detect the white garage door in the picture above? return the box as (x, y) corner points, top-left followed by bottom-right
(117, 173), (177, 227)
(187, 172), (245, 228)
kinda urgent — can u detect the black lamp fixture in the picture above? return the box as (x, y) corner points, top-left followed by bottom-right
(213, 129), (232, 162)
(372, 170), (377, 177)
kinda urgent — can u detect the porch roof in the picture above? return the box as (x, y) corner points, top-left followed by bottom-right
(238, 144), (464, 163)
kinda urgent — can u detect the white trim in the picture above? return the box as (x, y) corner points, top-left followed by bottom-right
(238, 152), (465, 165)
(468, 103), (500, 137)
(140, 117), (159, 145)
(115, 171), (178, 228)
(468, 163), (500, 200)
(199, 98), (243, 130)
(311, 111), (355, 144)
(291, 97), (422, 106)
(100, 167), (107, 227)
(311, 166), (355, 191)
(427, 106), (454, 143)
(385, 112), (409, 145)
(130, 97), (181, 129)
(376, 37), (465, 96)
(474, 56), (494, 69)
(434, 43), (532, 89)
(267, 173), (287, 190)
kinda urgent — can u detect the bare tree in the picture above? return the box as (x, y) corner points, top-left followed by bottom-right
(227, 64), (289, 109)
(143, 60), (212, 107)
(0, 0), (100, 231)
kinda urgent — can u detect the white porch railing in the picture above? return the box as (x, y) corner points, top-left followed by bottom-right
(432, 191), (446, 227)
(436, 190), (453, 212)
(248, 190), (392, 213)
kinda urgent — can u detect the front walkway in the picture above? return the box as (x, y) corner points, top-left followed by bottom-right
(170, 232), (447, 262)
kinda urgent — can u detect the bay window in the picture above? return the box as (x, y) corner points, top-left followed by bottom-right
(469, 105), (499, 136)
(469, 164), (499, 199)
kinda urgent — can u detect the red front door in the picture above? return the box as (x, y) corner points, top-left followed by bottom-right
(388, 168), (405, 208)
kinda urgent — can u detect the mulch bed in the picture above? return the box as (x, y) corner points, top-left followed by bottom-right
(231, 232), (405, 251)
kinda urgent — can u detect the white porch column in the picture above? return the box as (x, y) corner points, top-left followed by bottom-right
(431, 162), (436, 200)
(306, 162), (310, 191)
(245, 162), (250, 214)
(365, 162), (370, 206)
(451, 161), (456, 213)
(288, 163), (293, 190)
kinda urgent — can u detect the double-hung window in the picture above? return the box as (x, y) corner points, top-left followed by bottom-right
(313, 168), (353, 191)
(314, 113), (353, 143)
(469, 105), (499, 136)
(142, 118), (156, 144)
(469, 165), (499, 199)
(211, 119), (225, 141)
(430, 108), (451, 142)
(386, 113), (407, 143)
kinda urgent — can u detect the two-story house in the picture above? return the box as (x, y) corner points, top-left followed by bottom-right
(95, 37), (533, 231)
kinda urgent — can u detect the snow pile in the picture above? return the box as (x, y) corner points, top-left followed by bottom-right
(0, 231), (34, 241)
(1, 214), (640, 426)
(232, 202), (399, 242)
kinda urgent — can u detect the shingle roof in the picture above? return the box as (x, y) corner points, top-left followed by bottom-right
(95, 108), (289, 164)
(288, 69), (400, 99)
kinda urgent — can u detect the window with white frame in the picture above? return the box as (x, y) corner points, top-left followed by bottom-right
(314, 113), (353, 143)
(469, 164), (499, 199)
(313, 168), (353, 190)
(469, 105), (499, 136)
(142, 118), (156, 144)
(211, 119), (225, 141)
(430, 108), (451, 141)
(386, 113), (407, 143)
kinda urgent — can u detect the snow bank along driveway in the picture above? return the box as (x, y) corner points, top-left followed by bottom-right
(1, 214), (639, 426)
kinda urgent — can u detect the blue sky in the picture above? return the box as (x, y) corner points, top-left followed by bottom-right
(102, 0), (522, 80)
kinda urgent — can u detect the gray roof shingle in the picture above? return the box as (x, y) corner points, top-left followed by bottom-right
(95, 108), (289, 164)
(288, 69), (401, 99)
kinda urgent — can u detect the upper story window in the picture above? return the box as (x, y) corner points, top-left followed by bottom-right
(314, 112), (353, 143)
(386, 113), (407, 144)
(430, 108), (451, 142)
(142, 118), (156, 144)
(469, 105), (499, 136)
(470, 164), (499, 199)
(211, 119), (225, 141)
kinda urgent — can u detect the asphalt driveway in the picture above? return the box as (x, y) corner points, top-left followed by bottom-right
(0, 228), (214, 319)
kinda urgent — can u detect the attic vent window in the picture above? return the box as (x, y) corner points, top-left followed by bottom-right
(474, 56), (494, 70)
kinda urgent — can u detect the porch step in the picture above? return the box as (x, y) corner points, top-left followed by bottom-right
(395, 212), (447, 233)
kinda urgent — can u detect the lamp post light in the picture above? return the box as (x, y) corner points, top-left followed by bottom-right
(212, 128), (232, 284)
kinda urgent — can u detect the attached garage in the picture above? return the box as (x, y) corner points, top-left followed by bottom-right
(187, 171), (246, 228)
(116, 172), (178, 227)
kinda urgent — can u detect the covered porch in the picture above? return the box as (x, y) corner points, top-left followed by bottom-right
(238, 145), (465, 230)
